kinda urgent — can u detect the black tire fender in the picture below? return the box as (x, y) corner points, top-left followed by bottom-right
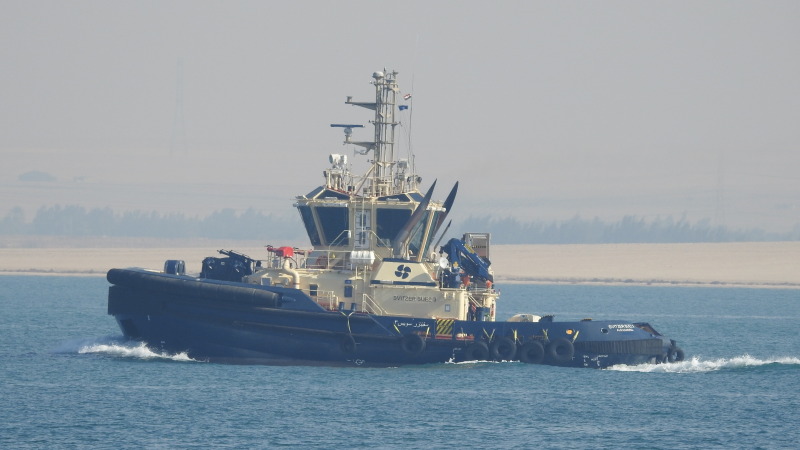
(546, 337), (574, 363)
(668, 346), (685, 363)
(400, 334), (426, 355)
(518, 341), (545, 364)
(490, 336), (517, 361)
(462, 341), (490, 361)
(340, 335), (357, 354)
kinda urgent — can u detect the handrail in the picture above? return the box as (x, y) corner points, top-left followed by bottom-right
(304, 288), (337, 310)
(360, 292), (387, 315)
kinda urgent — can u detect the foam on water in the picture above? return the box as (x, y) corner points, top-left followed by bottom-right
(608, 354), (800, 373)
(55, 336), (201, 362)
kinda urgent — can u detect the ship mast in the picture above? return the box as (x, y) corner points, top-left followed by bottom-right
(343, 70), (416, 197)
(306, 70), (438, 257)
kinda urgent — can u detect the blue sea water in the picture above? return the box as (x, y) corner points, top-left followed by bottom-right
(1, 275), (799, 449)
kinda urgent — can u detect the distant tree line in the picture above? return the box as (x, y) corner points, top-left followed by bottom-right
(460, 214), (799, 244)
(1, 205), (797, 243)
(0, 205), (303, 241)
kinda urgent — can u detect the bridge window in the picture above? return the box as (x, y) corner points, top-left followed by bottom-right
(376, 208), (411, 247)
(408, 211), (427, 256)
(297, 205), (321, 246)
(317, 206), (350, 245)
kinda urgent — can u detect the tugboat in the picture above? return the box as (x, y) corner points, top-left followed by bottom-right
(107, 70), (685, 368)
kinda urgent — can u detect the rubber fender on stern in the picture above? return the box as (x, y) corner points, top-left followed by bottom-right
(518, 341), (545, 364)
(340, 335), (357, 354)
(490, 336), (517, 361)
(400, 334), (426, 356)
(668, 346), (685, 363)
(462, 341), (490, 361)
(546, 337), (575, 363)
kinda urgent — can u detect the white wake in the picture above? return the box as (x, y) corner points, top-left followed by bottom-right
(56, 336), (201, 362)
(608, 354), (800, 373)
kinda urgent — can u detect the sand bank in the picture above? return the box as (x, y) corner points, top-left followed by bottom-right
(491, 242), (800, 289)
(1, 240), (798, 289)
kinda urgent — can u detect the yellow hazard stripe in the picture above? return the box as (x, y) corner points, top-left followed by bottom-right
(436, 319), (454, 336)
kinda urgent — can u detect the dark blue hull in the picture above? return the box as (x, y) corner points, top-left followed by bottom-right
(107, 268), (680, 369)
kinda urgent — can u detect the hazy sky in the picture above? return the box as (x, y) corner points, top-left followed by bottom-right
(2, 1), (799, 233)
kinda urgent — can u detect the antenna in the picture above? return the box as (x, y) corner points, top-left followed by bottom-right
(338, 70), (419, 196)
(330, 124), (364, 139)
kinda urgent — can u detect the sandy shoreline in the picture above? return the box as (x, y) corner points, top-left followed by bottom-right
(490, 242), (800, 289)
(1, 240), (798, 289)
